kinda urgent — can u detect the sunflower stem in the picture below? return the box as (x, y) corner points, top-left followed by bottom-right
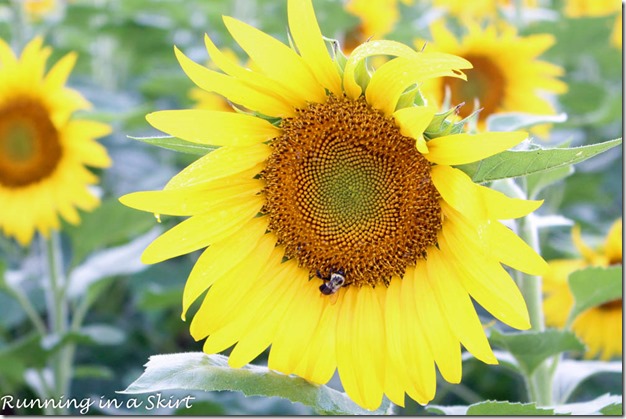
(44, 231), (71, 415)
(515, 198), (553, 407)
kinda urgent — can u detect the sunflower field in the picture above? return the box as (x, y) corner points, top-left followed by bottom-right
(0, 0), (622, 415)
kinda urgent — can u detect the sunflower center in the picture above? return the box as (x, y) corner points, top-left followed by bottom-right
(0, 99), (62, 188)
(445, 54), (505, 120)
(262, 95), (442, 287)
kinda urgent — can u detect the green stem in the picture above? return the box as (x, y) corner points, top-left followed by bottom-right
(5, 283), (46, 334)
(515, 210), (553, 406)
(44, 232), (71, 415)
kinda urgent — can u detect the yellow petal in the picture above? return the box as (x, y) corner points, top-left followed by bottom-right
(604, 219), (622, 264)
(477, 185), (543, 220)
(441, 207), (531, 330)
(427, 243), (497, 364)
(336, 287), (369, 408)
(572, 225), (602, 264)
(165, 144), (269, 190)
(228, 261), (302, 368)
(141, 195), (263, 264)
(431, 165), (485, 220)
(181, 216), (268, 320)
(292, 292), (341, 384)
(174, 46), (293, 117)
(268, 276), (325, 375)
(411, 261), (462, 383)
(44, 51), (77, 89)
(146, 110), (280, 146)
(203, 34), (306, 109)
(350, 286), (385, 410)
(343, 40), (419, 99)
(366, 53), (471, 115)
(0, 37), (17, 66)
(426, 131), (527, 166)
(287, 0), (342, 96)
(384, 277), (415, 405)
(120, 178), (263, 216)
(399, 265), (437, 403)
(189, 234), (277, 339)
(486, 221), (548, 276)
(222, 16), (326, 104)
(393, 106), (436, 154)
(201, 250), (291, 355)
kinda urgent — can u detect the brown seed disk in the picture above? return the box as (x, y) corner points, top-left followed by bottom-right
(262, 94), (442, 287)
(0, 99), (62, 188)
(445, 54), (505, 121)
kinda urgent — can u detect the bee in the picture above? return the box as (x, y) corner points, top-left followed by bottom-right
(317, 269), (346, 296)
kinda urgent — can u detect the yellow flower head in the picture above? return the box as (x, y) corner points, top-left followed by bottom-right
(345, 0), (415, 42)
(0, 37), (111, 246)
(543, 219), (623, 360)
(121, 0), (547, 410)
(418, 20), (567, 132)
(23, 0), (58, 19)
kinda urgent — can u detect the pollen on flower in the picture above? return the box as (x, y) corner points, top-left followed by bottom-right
(262, 94), (442, 287)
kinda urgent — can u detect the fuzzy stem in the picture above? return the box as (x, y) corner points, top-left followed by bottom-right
(516, 214), (553, 406)
(44, 232), (71, 414)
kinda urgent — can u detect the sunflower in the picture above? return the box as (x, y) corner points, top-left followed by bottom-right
(344, 0), (415, 49)
(23, 0), (59, 20)
(543, 219), (622, 360)
(417, 20), (567, 133)
(121, 0), (547, 410)
(0, 37), (111, 246)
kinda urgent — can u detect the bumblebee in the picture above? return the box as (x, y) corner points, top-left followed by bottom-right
(317, 269), (346, 295)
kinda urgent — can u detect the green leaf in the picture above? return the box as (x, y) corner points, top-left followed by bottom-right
(486, 112), (567, 132)
(468, 401), (557, 415)
(600, 403), (622, 415)
(457, 138), (622, 183)
(525, 165), (574, 200)
(426, 401), (557, 415)
(0, 333), (49, 386)
(567, 266), (622, 325)
(429, 395), (622, 415)
(489, 329), (585, 376)
(129, 135), (217, 156)
(554, 361), (622, 404)
(119, 352), (391, 415)
(554, 394), (622, 415)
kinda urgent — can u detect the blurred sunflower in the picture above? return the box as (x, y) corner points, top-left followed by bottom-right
(344, 0), (414, 51)
(417, 20), (567, 133)
(543, 219), (623, 360)
(23, 0), (60, 21)
(0, 37), (111, 246)
(121, 0), (547, 410)
(564, 0), (622, 49)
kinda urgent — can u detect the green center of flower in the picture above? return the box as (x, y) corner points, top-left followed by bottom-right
(445, 54), (505, 121)
(262, 95), (442, 287)
(0, 99), (62, 188)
